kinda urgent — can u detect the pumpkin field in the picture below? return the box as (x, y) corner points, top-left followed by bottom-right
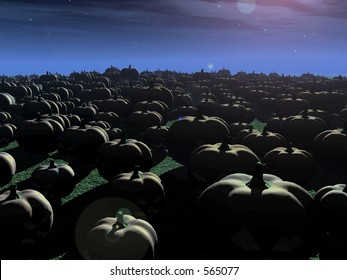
(1, 67), (347, 260)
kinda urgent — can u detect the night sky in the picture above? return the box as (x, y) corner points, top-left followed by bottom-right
(1, 0), (346, 76)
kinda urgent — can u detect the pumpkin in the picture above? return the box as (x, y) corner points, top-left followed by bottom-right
(241, 126), (287, 158)
(45, 99), (60, 114)
(189, 136), (260, 187)
(196, 97), (218, 116)
(280, 110), (327, 150)
(0, 121), (16, 147)
(81, 210), (157, 260)
(74, 103), (97, 122)
(266, 114), (287, 135)
(195, 162), (318, 259)
(41, 92), (61, 102)
(44, 113), (71, 130)
(138, 82), (174, 109)
(262, 143), (315, 186)
(126, 139), (153, 171)
(16, 112), (64, 154)
(133, 100), (169, 123)
(276, 94), (311, 117)
(0, 185), (53, 245)
(126, 109), (164, 140)
(299, 108), (331, 125)
(0, 152), (16, 187)
(0, 79), (12, 93)
(87, 120), (111, 130)
(90, 87), (112, 100)
(314, 184), (347, 259)
(96, 137), (152, 181)
(31, 159), (75, 205)
(173, 92), (193, 107)
(340, 107), (347, 121)
(22, 95), (52, 119)
(235, 126), (255, 143)
(95, 94), (131, 120)
(57, 120), (109, 163)
(0, 111), (12, 122)
(297, 90), (329, 110)
(62, 100), (76, 114)
(229, 122), (252, 137)
(314, 183), (347, 233)
(143, 125), (169, 150)
(313, 123), (347, 174)
(109, 166), (165, 214)
(256, 97), (279, 122)
(167, 113), (230, 165)
(215, 102), (250, 125)
(8, 84), (31, 101)
(66, 113), (81, 126)
(49, 87), (71, 101)
(106, 127), (124, 141)
(0, 93), (16, 109)
(94, 112), (120, 128)
(120, 65), (140, 81)
(170, 105), (198, 120)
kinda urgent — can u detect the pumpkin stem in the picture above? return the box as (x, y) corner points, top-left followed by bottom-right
(5, 185), (20, 200)
(119, 134), (126, 144)
(195, 109), (204, 120)
(286, 142), (294, 154)
(261, 126), (268, 136)
(246, 162), (269, 190)
(36, 112), (42, 121)
(220, 135), (231, 151)
(79, 118), (86, 129)
(48, 159), (56, 169)
(301, 109), (308, 119)
(115, 208), (132, 228)
(130, 165), (141, 180)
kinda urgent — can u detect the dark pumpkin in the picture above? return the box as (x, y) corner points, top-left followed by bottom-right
(96, 137), (150, 181)
(57, 120), (109, 163)
(109, 166), (165, 214)
(195, 162), (318, 259)
(189, 136), (260, 187)
(0, 185), (53, 247)
(0, 152), (16, 187)
(167, 113), (230, 165)
(16, 113), (64, 154)
(31, 159), (76, 205)
(262, 143), (315, 186)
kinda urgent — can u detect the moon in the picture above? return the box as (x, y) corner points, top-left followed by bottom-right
(237, 0), (257, 14)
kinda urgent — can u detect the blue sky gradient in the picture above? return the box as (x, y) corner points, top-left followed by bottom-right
(1, 0), (346, 76)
